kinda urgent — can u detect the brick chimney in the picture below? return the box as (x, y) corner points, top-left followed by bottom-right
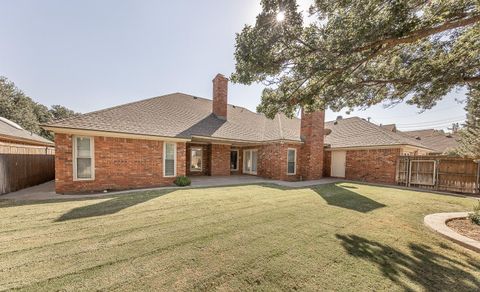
(300, 109), (325, 180)
(212, 74), (228, 119)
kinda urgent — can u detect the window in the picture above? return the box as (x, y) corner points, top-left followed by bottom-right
(230, 150), (239, 170)
(73, 136), (94, 180)
(243, 149), (258, 175)
(287, 148), (296, 175)
(190, 147), (202, 171)
(163, 142), (176, 177)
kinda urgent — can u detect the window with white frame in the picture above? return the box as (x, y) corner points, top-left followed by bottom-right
(164, 142), (176, 177)
(73, 136), (94, 180)
(287, 148), (296, 175)
(190, 147), (202, 171)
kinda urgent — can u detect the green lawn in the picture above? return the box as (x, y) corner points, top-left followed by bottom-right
(1, 183), (479, 291)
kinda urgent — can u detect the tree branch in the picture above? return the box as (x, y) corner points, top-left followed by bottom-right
(352, 14), (480, 53)
(464, 75), (480, 83)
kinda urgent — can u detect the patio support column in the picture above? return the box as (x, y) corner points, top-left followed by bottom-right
(210, 144), (231, 176)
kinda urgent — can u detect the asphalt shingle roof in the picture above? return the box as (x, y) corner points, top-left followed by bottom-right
(0, 117), (53, 146)
(45, 93), (432, 150)
(45, 93), (301, 142)
(324, 117), (431, 149)
(400, 129), (459, 153)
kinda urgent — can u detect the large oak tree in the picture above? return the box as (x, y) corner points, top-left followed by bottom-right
(0, 76), (79, 140)
(232, 0), (480, 118)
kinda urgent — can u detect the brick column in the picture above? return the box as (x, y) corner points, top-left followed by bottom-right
(210, 144), (231, 176)
(300, 110), (325, 180)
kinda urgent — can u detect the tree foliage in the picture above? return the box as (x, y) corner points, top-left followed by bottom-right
(0, 76), (79, 140)
(457, 84), (480, 158)
(232, 0), (480, 118)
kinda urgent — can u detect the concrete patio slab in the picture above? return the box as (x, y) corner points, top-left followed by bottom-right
(1, 176), (344, 201)
(424, 212), (480, 253)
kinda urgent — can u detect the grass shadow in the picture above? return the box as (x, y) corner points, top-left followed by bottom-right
(55, 190), (174, 222)
(312, 184), (386, 213)
(336, 234), (480, 291)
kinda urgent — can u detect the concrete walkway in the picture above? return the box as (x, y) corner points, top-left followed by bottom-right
(1, 176), (343, 201)
(424, 212), (480, 253)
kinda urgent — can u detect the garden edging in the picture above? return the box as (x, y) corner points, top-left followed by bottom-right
(424, 212), (480, 253)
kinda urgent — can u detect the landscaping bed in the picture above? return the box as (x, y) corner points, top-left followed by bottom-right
(447, 218), (480, 241)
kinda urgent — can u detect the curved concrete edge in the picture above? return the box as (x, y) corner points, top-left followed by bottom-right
(424, 212), (480, 253)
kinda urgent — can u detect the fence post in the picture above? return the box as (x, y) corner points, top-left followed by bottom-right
(406, 156), (411, 187)
(476, 160), (480, 194)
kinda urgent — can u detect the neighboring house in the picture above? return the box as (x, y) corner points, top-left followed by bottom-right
(43, 74), (434, 193)
(400, 129), (460, 154)
(323, 117), (433, 184)
(0, 117), (54, 154)
(0, 117), (55, 195)
(380, 123), (460, 154)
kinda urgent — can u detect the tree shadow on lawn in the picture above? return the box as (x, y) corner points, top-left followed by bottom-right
(311, 184), (386, 213)
(336, 234), (480, 291)
(55, 190), (174, 222)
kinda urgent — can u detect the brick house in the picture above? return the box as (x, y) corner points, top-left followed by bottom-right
(44, 74), (432, 193)
(323, 117), (433, 184)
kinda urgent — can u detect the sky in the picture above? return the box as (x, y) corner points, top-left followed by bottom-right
(0, 0), (467, 131)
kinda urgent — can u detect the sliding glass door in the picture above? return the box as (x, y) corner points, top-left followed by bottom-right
(243, 149), (258, 175)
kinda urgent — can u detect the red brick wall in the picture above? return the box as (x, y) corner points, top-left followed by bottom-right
(54, 134), (186, 194)
(345, 148), (400, 184)
(300, 110), (325, 180)
(212, 74), (228, 119)
(210, 144), (231, 176)
(239, 143), (301, 181)
(186, 143), (211, 176)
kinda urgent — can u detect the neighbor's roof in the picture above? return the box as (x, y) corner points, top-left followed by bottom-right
(0, 117), (54, 146)
(400, 129), (459, 153)
(324, 117), (432, 150)
(44, 93), (302, 143)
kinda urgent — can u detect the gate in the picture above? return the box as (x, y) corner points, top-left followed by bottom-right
(396, 155), (480, 194)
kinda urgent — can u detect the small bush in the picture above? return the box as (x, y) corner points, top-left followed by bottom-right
(174, 176), (191, 187)
(468, 201), (480, 225)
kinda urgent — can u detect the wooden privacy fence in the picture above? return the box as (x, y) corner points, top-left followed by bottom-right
(0, 154), (55, 195)
(396, 155), (480, 194)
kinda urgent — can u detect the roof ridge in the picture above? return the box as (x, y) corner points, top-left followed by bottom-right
(324, 116), (363, 124)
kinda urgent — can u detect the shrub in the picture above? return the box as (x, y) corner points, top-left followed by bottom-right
(468, 201), (480, 225)
(174, 176), (191, 187)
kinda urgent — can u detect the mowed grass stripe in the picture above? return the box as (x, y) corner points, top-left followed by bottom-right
(0, 188), (318, 254)
(0, 185), (297, 233)
(4, 198), (337, 290)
